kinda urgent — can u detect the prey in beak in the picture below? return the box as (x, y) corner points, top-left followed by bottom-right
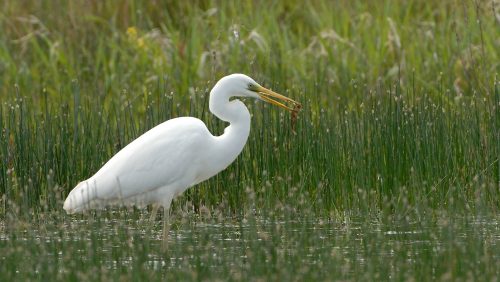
(252, 84), (302, 133)
(255, 85), (302, 113)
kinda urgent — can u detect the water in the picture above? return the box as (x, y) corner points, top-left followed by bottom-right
(1, 214), (499, 280)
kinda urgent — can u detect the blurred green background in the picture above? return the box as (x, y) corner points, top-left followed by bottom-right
(1, 0), (497, 101)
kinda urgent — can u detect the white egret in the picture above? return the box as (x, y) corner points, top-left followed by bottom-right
(63, 74), (300, 237)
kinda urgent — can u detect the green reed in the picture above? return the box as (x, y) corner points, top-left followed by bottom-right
(1, 75), (499, 218)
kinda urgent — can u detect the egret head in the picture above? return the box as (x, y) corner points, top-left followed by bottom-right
(217, 74), (300, 112)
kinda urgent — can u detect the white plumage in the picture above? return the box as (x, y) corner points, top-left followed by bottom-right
(63, 74), (300, 221)
(64, 117), (219, 212)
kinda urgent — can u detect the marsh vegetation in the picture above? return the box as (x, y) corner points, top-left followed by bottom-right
(0, 0), (499, 280)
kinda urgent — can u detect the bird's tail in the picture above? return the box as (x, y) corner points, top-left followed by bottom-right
(63, 180), (98, 214)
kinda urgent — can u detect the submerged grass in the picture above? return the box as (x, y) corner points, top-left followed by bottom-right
(0, 0), (499, 280)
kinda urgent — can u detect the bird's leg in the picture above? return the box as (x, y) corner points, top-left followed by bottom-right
(161, 206), (170, 250)
(144, 204), (159, 233)
(149, 204), (159, 222)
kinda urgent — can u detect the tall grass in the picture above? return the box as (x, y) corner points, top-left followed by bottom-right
(0, 0), (499, 218)
(1, 69), (499, 218)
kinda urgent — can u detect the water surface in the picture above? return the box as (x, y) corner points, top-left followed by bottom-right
(1, 214), (499, 280)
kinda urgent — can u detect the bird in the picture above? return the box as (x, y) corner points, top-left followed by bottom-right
(63, 73), (301, 239)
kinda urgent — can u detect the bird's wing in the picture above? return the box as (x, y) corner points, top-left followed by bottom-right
(66, 117), (214, 210)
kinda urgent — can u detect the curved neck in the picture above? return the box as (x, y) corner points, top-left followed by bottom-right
(209, 87), (251, 167)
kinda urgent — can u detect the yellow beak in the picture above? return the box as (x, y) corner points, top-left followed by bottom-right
(256, 86), (301, 112)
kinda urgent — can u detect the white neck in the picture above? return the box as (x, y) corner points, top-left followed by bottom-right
(208, 86), (251, 170)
